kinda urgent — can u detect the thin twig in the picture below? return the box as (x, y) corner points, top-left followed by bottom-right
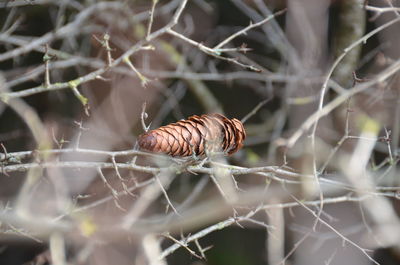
(43, 44), (51, 88)
(147, 0), (159, 40)
(97, 167), (125, 211)
(281, 56), (400, 149)
(162, 232), (203, 259)
(241, 97), (271, 124)
(290, 194), (380, 265)
(0, 0), (189, 99)
(284, 15), (400, 149)
(141, 102), (151, 132)
(155, 174), (180, 216)
(213, 8), (287, 49)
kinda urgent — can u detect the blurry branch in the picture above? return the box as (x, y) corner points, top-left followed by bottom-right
(365, 5), (400, 20)
(0, 76), (50, 150)
(0, 147), (172, 162)
(50, 233), (67, 265)
(0, 0), (189, 98)
(319, 99), (352, 173)
(308, 12), (400, 152)
(281, 13), (400, 150)
(292, 195), (379, 265)
(158, 40), (224, 113)
(154, 9), (285, 114)
(43, 44), (51, 87)
(1, 159), (399, 254)
(166, 29), (260, 71)
(154, 174), (180, 215)
(310, 10), (400, 144)
(53, 177), (156, 221)
(159, 193), (399, 259)
(0, 34), (77, 62)
(230, 0), (301, 69)
(131, 0), (182, 23)
(1, 147), (397, 196)
(278, 232), (309, 265)
(309, 0), (363, 223)
(284, 3), (398, 239)
(93, 33), (114, 66)
(341, 120), (400, 251)
(213, 8), (286, 49)
(282, 50), (400, 149)
(2, 189), (397, 248)
(97, 167), (125, 211)
(332, 0), (366, 87)
(329, 0), (367, 177)
(58, 175), (208, 229)
(141, 102), (151, 132)
(123, 56), (150, 87)
(2, 56), (328, 89)
(0, 74), (53, 216)
(1, 160), (160, 175)
(241, 98), (271, 124)
(0, 0), (284, 102)
(120, 171), (177, 230)
(0, 2), (124, 62)
(146, 0), (159, 40)
(0, 209), (70, 238)
(143, 234), (168, 265)
(0, 0), (82, 8)
(0, 7), (329, 100)
(1, 9), (22, 35)
(266, 201), (285, 265)
(165, 8), (285, 72)
(70, 83), (90, 116)
(162, 233), (203, 259)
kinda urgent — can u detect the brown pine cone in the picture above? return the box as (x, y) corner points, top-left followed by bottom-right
(137, 114), (246, 157)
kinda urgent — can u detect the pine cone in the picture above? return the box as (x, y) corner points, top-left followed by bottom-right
(137, 114), (246, 157)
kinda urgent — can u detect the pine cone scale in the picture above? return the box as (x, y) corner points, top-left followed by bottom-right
(161, 127), (182, 156)
(215, 116), (232, 151)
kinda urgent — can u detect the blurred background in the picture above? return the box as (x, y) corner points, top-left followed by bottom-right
(0, 0), (400, 264)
